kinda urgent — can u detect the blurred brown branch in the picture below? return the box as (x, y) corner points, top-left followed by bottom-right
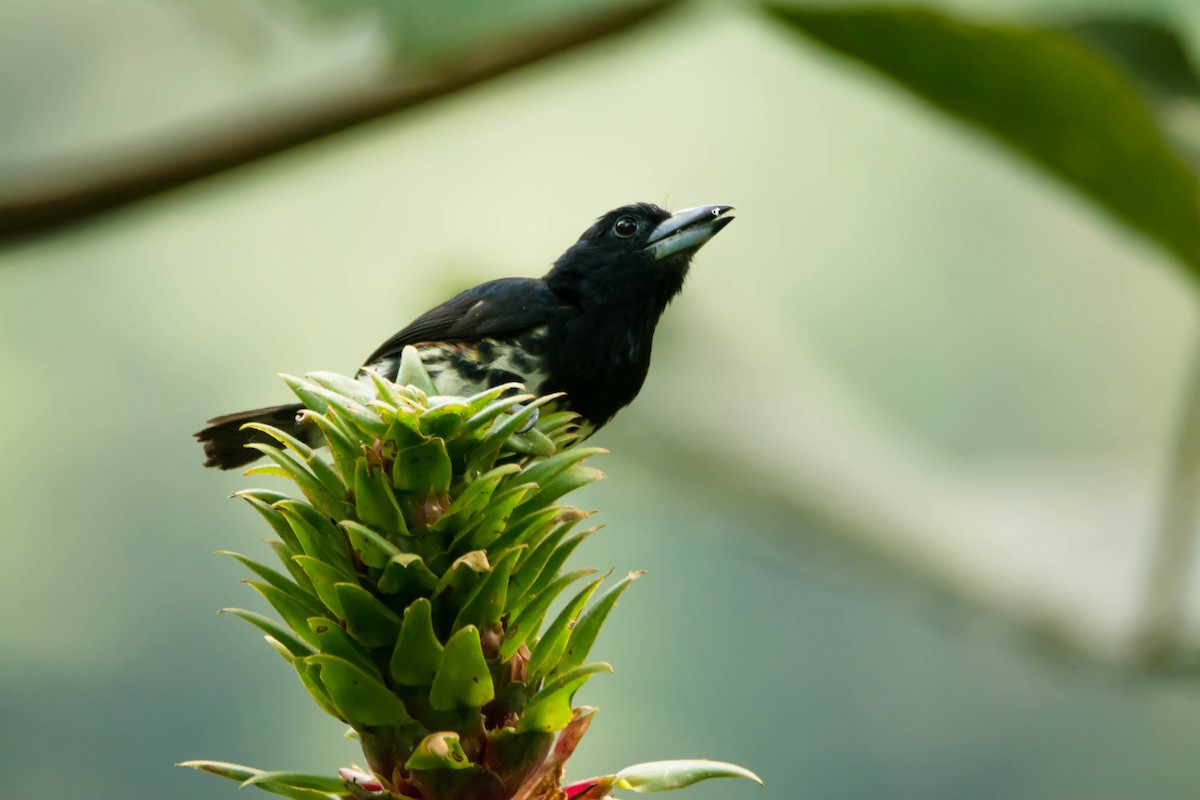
(0, 0), (680, 246)
(1134, 334), (1200, 669)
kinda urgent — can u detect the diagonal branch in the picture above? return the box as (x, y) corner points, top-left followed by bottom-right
(1133, 329), (1200, 668)
(0, 0), (680, 246)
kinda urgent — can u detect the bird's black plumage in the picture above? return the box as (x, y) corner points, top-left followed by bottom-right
(197, 202), (734, 469)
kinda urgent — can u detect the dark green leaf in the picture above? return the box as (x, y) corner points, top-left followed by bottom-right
(379, 553), (440, 596)
(276, 500), (354, 573)
(292, 555), (353, 619)
(340, 519), (401, 569)
(266, 539), (316, 593)
(308, 655), (415, 726)
(518, 663), (611, 733)
(242, 770), (352, 793)
(392, 439), (453, 497)
(505, 569), (601, 664)
(766, 5), (1200, 277)
(391, 598), (444, 686)
(294, 657), (345, 722)
(335, 582), (403, 649)
(308, 617), (377, 675)
(245, 581), (320, 648)
(432, 463), (522, 533)
(519, 528), (599, 615)
(354, 460), (408, 537)
(508, 466), (604, 524)
(554, 571), (643, 676)
(430, 626), (494, 710)
(517, 447), (607, 494)
(452, 546), (523, 632)
(451, 484), (534, 552)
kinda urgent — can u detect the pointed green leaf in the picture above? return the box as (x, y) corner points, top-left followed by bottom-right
(432, 463), (522, 532)
(378, 553), (440, 596)
(308, 655), (415, 726)
(242, 771), (352, 793)
(220, 608), (314, 658)
(235, 492), (302, 552)
(263, 635), (297, 663)
(240, 421), (312, 459)
(459, 392), (537, 442)
(397, 345), (438, 395)
(503, 569), (601, 663)
(240, 419), (347, 509)
(518, 528), (599, 615)
(464, 382), (526, 414)
(517, 447), (607, 495)
(354, 460), (408, 537)
(286, 376), (388, 439)
(466, 394), (561, 472)
(452, 546), (523, 632)
(179, 762), (337, 800)
(292, 555), (355, 619)
(509, 465), (604, 524)
(507, 522), (595, 620)
(419, 399), (468, 438)
(294, 657), (345, 722)
(335, 582), (403, 649)
(307, 371), (376, 405)
(276, 500), (354, 573)
(392, 439), (452, 497)
(613, 760), (763, 792)
(518, 663), (611, 733)
(266, 539), (316, 593)
(451, 484), (534, 552)
(282, 373), (330, 414)
(390, 598), (444, 686)
(245, 443), (341, 516)
(339, 520), (401, 569)
(299, 409), (360, 482)
(526, 570), (608, 680)
(404, 732), (472, 771)
(435, 550), (491, 597)
(554, 571), (644, 677)
(219, 551), (322, 616)
(430, 626), (494, 710)
(308, 616), (377, 675)
(504, 425), (557, 457)
(485, 503), (566, 558)
(245, 582), (320, 648)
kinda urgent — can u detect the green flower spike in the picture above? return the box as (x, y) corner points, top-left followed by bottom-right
(182, 347), (761, 800)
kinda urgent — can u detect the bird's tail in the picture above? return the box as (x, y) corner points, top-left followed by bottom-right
(195, 403), (308, 470)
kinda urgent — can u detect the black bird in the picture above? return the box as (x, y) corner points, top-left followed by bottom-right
(197, 202), (734, 469)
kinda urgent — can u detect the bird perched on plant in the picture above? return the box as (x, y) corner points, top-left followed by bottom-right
(196, 202), (734, 469)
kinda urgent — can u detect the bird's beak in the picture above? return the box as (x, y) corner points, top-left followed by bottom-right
(643, 204), (735, 261)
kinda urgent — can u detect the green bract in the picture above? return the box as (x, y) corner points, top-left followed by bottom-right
(183, 347), (760, 800)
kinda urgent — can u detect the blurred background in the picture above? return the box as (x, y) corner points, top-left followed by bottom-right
(5, 0), (1200, 797)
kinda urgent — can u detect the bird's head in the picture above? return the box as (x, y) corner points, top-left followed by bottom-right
(546, 202), (735, 311)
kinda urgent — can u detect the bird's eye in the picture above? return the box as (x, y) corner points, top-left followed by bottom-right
(612, 216), (638, 238)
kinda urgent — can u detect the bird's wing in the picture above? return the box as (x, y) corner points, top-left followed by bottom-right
(361, 277), (557, 367)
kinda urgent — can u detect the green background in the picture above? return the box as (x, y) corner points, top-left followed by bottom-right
(4, 1), (1200, 798)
